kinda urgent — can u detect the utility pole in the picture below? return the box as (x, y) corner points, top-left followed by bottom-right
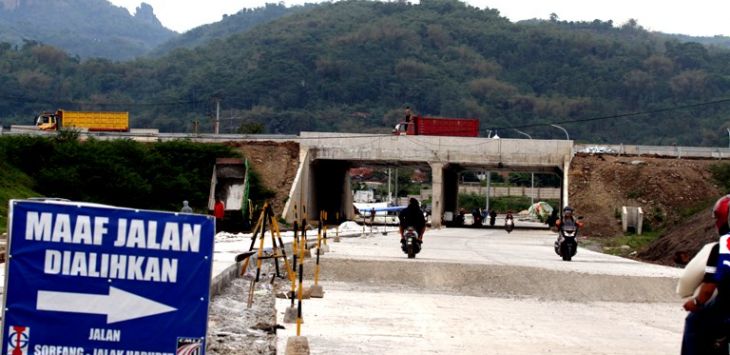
(485, 171), (491, 212)
(395, 168), (399, 206)
(387, 168), (392, 205)
(214, 97), (221, 135)
(193, 119), (200, 135)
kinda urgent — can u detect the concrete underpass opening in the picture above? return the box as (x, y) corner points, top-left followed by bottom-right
(309, 160), (432, 223)
(307, 159), (564, 230)
(440, 164), (563, 228)
(283, 133), (575, 227)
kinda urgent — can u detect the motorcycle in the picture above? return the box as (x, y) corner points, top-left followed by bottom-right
(505, 217), (514, 233)
(554, 221), (580, 261)
(401, 226), (421, 259)
(710, 335), (729, 355)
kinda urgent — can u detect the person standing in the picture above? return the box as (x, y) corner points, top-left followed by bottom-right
(214, 199), (225, 233)
(403, 106), (413, 133)
(180, 200), (193, 213)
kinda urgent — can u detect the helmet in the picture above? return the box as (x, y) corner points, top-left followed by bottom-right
(713, 195), (730, 234)
(409, 198), (419, 208)
(563, 206), (574, 214)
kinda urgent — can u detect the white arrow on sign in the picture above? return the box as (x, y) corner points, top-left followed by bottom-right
(37, 286), (177, 324)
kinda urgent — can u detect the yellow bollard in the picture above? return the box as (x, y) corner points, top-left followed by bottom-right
(320, 211), (330, 253)
(285, 219), (310, 355)
(334, 212), (341, 242)
(283, 221), (299, 323)
(308, 220), (324, 298)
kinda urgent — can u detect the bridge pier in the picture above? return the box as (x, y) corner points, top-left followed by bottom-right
(429, 162), (444, 229)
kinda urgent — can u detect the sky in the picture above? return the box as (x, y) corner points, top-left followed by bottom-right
(108, 0), (730, 37)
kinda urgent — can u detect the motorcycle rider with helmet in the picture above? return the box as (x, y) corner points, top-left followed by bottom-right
(554, 206), (578, 250)
(399, 198), (426, 243)
(681, 195), (730, 355)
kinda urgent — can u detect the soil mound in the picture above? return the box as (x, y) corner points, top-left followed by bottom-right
(570, 154), (725, 265)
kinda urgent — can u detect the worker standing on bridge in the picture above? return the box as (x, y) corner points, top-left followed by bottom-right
(681, 195), (730, 354)
(403, 106), (413, 133)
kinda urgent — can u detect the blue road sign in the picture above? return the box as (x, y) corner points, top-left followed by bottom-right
(2, 200), (215, 355)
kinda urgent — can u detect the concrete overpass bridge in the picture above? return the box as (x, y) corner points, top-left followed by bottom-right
(283, 132), (574, 228)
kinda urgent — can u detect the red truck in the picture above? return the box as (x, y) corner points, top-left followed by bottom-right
(393, 115), (480, 137)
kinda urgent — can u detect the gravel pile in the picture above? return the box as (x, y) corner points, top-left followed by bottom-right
(207, 265), (286, 355)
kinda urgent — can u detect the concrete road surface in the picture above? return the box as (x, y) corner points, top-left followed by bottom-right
(276, 227), (687, 354)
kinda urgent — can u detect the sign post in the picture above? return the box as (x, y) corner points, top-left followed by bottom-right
(2, 200), (215, 355)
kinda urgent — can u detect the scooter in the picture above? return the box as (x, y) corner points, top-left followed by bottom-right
(401, 226), (421, 259)
(554, 223), (579, 261)
(505, 217), (514, 233)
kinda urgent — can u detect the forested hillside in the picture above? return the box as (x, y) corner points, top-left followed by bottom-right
(2, 0), (730, 145)
(0, 0), (175, 60)
(152, 3), (311, 55)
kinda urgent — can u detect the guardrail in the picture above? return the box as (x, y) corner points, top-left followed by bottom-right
(3, 127), (729, 160)
(0, 127), (298, 142)
(575, 144), (730, 159)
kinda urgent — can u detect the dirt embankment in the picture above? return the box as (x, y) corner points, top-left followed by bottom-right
(570, 154), (724, 264)
(227, 141), (300, 215)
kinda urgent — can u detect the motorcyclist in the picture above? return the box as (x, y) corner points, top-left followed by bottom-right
(555, 206), (576, 228)
(554, 206), (579, 249)
(399, 198), (426, 243)
(504, 210), (514, 232)
(681, 195), (730, 354)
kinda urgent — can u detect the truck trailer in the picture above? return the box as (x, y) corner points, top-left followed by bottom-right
(393, 115), (480, 137)
(36, 110), (129, 131)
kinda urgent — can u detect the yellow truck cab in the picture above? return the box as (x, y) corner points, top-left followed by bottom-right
(35, 112), (58, 130)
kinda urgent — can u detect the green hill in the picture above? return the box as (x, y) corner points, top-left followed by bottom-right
(0, 0), (176, 60)
(152, 3), (311, 55)
(2, 0), (730, 145)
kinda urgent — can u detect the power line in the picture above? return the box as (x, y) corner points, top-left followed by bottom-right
(488, 97), (730, 132)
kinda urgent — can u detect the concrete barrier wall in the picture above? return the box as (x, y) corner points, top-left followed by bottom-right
(282, 149), (311, 222)
(458, 185), (561, 199)
(576, 144), (730, 159)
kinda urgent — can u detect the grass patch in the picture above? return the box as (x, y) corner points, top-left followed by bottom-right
(593, 230), (663, 257)
(678, 198), (715, 219)
(0, 161), (39, 233)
